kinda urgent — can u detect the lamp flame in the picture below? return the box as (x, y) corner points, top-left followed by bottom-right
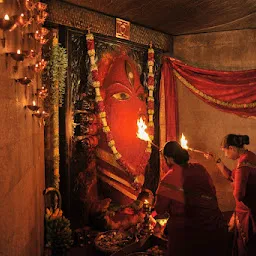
(180, 133), (207, 155)
(144, 199), (149, 204)
(136, 117), (151, 142)
(180, 133), (188, 149)
(4, 14), (10, 21)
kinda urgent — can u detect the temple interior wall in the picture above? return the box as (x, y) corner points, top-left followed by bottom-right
(173, 29), (256, 211)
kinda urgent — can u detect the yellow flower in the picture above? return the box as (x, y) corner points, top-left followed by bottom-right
(88, 49), (95, 57)
(108, 140), (115, 147)
(86, 33), (94, 40)
(92, 81), (100, 88)
(99, 112), (106, 118)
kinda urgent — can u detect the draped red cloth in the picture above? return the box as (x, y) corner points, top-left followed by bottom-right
(161, 57), (256, 140)
(160, 61), (179, 141)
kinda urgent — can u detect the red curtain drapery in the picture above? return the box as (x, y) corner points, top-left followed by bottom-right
(161, 57), (256, 141)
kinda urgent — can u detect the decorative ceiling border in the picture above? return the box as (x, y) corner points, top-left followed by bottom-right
(47, 0), (171, 51)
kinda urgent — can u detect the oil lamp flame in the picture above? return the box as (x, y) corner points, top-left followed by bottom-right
(180, 133), (188, 149)
(136, 117), (151, 142)
(4, 14), (10, 21)
(180, 133), (207, 155)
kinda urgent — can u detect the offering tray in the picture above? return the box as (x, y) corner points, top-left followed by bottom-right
(94, 230), (135, 255)
(127, 253), (153, 256)
(111, 234), (167, 256)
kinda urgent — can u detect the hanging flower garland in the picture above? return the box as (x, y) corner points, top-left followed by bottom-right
(46, 36), (68, 107)
(146, 43), (155, 153)
(85, 32), (155, 186)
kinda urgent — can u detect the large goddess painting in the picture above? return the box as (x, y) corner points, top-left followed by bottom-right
(63, 29), (161, 228)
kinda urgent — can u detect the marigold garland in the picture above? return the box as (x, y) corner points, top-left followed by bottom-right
(85, 32), (155, 186)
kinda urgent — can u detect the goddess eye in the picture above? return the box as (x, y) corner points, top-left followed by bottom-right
(112, 92), (130, 101)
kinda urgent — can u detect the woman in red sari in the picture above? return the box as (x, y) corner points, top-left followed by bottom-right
(208, 134), (256, 256)
(155, 141), (228, 256)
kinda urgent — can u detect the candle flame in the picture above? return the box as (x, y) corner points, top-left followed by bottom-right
(180, 133), (188, 149)
(4, 14), (10, 21)
(17, 49), (21, 54)
(32, 100), (36, 106)
(136, 117), (151, 142)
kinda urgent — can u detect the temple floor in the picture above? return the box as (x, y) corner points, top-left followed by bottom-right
(65, 211), (233, 256)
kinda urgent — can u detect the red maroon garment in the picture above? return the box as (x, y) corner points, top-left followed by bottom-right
(155, 163), (228, 256)
(231, 151), (256, 256)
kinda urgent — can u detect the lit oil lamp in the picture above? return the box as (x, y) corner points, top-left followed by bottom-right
(36, 2), (48, 11)
(34, 63), (39, 72)
(34, 30), (40, 40)
(0, 14), (18, 31)
(27, 49), (36, 59)
(36, 11), (48, 24)
(41, 111), (49, 119)
(32, 109), (41, 118)
(39, 36), (48, 45)
(39, 59), (47, 70)
(15, 76), (31, 85)
(36, 87), (48, 99)
(27, 100), (40, 111)
(40, 27), (49, 36)
(33, 110), (49, 119)
(137, 199), (153, 238)
(10, 49), (25, 61)
(34, 59), (47, 72)
(25, 0), (36, 11)
(17, 13), (27, 27)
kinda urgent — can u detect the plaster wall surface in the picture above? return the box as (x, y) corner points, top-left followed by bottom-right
(0, 55), (45, 256)
(173, 29), (256, 211)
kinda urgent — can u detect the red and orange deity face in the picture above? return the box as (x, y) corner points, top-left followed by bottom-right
(98, 51), (149, 175)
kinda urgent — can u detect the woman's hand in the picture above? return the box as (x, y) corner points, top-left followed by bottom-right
(204, 152), (221, 163)
(204, 152), (223, 165)
(204, 152), (215, 160)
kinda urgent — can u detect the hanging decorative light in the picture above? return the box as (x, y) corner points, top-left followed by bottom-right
(36, 2), (47, 11)
(0, 14), (18, 31)
(10, 49), (25, 61)
(26, 100), (40, 111)
(15, 76), (31, 85)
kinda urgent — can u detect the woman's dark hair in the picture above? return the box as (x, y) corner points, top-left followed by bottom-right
(221, 134), (250, 148)
(163, 141), (189, 165)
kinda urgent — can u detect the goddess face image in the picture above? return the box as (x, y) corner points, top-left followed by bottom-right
(96, 51), (150, 204)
